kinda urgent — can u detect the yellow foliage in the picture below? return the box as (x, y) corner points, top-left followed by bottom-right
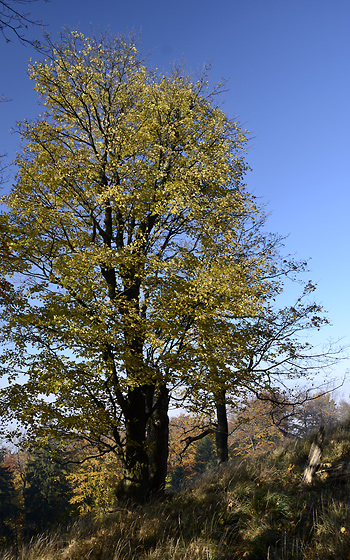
(68, 451), (122, 514)
(0, 31), (290, 496)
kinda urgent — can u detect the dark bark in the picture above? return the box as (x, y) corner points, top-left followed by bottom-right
(114, 269), (151, 503)
(115, 384), (170, 503)
(214, 390), (229, 464)
(116, 386), (150, 503)
(147, 385), (170, 495)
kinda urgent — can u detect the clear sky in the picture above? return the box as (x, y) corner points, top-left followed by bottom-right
(1, 0), (350, 395)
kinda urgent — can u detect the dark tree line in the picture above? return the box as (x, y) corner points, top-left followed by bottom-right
(0, 446), (77, 547)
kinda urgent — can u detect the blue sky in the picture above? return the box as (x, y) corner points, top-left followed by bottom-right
(1, 0), (350, 395)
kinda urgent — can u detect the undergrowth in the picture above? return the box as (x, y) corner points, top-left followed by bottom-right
(3, 421), (350, 559)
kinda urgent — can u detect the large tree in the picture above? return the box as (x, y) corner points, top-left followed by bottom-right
(0, 32), (288, 502)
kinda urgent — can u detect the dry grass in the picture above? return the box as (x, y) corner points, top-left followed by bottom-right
(3, 421), (350, 559)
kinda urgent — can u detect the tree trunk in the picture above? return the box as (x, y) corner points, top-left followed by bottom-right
(214, 390), (229, 464)
(116, 387), (150, 504)
(147, 385), (170, 495)
(115, 384), (170, 503)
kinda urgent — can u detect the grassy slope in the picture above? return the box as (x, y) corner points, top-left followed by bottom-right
(3, 421), (350, 560)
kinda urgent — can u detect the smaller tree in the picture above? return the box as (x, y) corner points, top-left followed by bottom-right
(181, 277), (342, 464)
(67, 445), (122, 515)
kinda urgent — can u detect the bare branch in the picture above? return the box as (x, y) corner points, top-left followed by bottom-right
(0, 0), (49, 46)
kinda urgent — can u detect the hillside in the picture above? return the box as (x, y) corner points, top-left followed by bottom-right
(3, 421), (350, 560)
